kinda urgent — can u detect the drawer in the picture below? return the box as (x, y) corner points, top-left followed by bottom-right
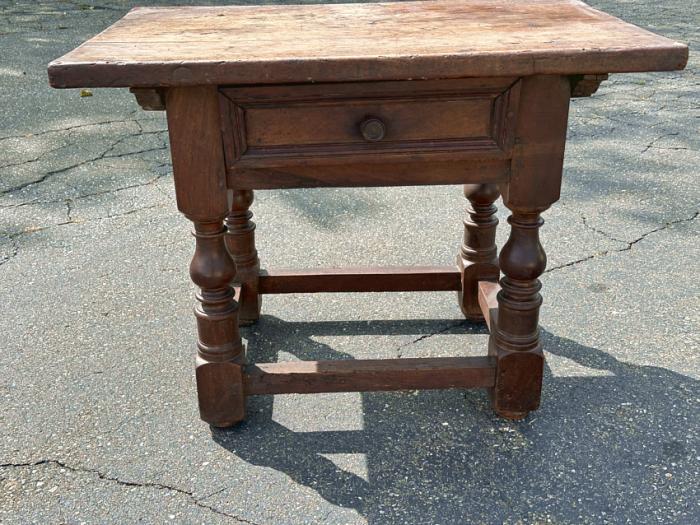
(220, 78), (520, 169)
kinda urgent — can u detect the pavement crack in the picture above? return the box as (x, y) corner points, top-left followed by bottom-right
(580, 215), (628, 245)
(641, 132), (680, 153)
(545, 254), (597, 273)
(0, 459), (260, 524)
(546, 211), (698, 273)
(395, 321), (466, 358)
(620, 211), (698, 251)
(98, 204), (163, 221)
(0, 172), (170, 210)
(0, 143), (75, 170)
(645, 145), (693, 152)
(0, 204), (166, 269)
(105, 144), (168, 161)
(57, 204), (163, 226)
(0, 233), (20, 268)
(134, 118), (145, 134)
(0, 131), (168, 197)
(64, 199), (74, 223)
(0, 113), (161, 142)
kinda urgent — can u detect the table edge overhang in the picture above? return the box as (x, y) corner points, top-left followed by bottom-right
(47, 44), (689, 89)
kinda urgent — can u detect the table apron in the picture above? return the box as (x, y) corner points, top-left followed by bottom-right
(220, 77), (520, 189)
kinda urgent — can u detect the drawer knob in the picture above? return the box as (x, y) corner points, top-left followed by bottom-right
(360, 117), (386, 142)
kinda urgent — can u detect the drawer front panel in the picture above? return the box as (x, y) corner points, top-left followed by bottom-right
(220, 78), (520, 167)
(244, 98), (493, 147)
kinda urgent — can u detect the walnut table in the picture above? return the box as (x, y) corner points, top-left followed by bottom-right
(48, 0), (688, 427)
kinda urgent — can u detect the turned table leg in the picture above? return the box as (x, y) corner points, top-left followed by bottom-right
(458, 183), (500, 321)
(166, 85), (246, 427)
(190, 219), (246, 426)
(489, 210), (547, 418)
(489, 74), (571, 418)
(225, 189), (261, 325)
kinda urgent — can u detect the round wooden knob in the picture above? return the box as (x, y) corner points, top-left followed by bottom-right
(360, 117), (386, 142)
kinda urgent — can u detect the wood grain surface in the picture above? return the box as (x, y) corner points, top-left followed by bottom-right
(244, 356), (496, 395)
(258, 266), (463, 294)
(48, 0), (687, 88)
(478, 280), (500, 331)
(220, 78), (519, 182)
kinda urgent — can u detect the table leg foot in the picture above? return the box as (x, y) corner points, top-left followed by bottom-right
(494, 408), (529, 420)
(190, 219), (247, 426)
(457, 183), (500, 322)
(489, 211), (547, 416)
(196, 358), (245, 427)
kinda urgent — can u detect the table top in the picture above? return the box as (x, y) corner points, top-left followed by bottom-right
(48, 0), (687, 88)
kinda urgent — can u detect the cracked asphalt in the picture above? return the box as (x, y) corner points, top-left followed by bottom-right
(1, 1), (698, 524)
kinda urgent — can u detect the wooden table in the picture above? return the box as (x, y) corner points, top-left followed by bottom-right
(48, 0), (687, 427)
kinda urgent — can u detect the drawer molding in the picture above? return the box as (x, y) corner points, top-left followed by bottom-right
(220, 78), (521, 170)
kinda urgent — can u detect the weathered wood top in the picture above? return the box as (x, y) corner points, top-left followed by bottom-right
(48, 0), (688, 88)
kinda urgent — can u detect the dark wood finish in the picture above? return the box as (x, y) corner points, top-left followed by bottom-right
(225, 190), (261, 325)
(502, 75), (570, 210)
(489, 75), (570, 420)
(227, 159), (510, 190)
(220, 79), (519, 165)
(258, 266), (462, 294)
(221, 79), (518, 189)
(457, 183), (501, 321)
(245, 357), (495, 395)
(570, 74), (609, 98)
(166, 86), (245, 427)
(50, 1), (687, 428)
(166, 86), (228, 221)
(478, 280), (500, 332)
(489, 212), (547, 420)
(48, 1), (688, 88)
(130, 87), (165, 111)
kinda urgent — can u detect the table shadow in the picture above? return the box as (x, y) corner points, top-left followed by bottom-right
(211, 316), (698, 523)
